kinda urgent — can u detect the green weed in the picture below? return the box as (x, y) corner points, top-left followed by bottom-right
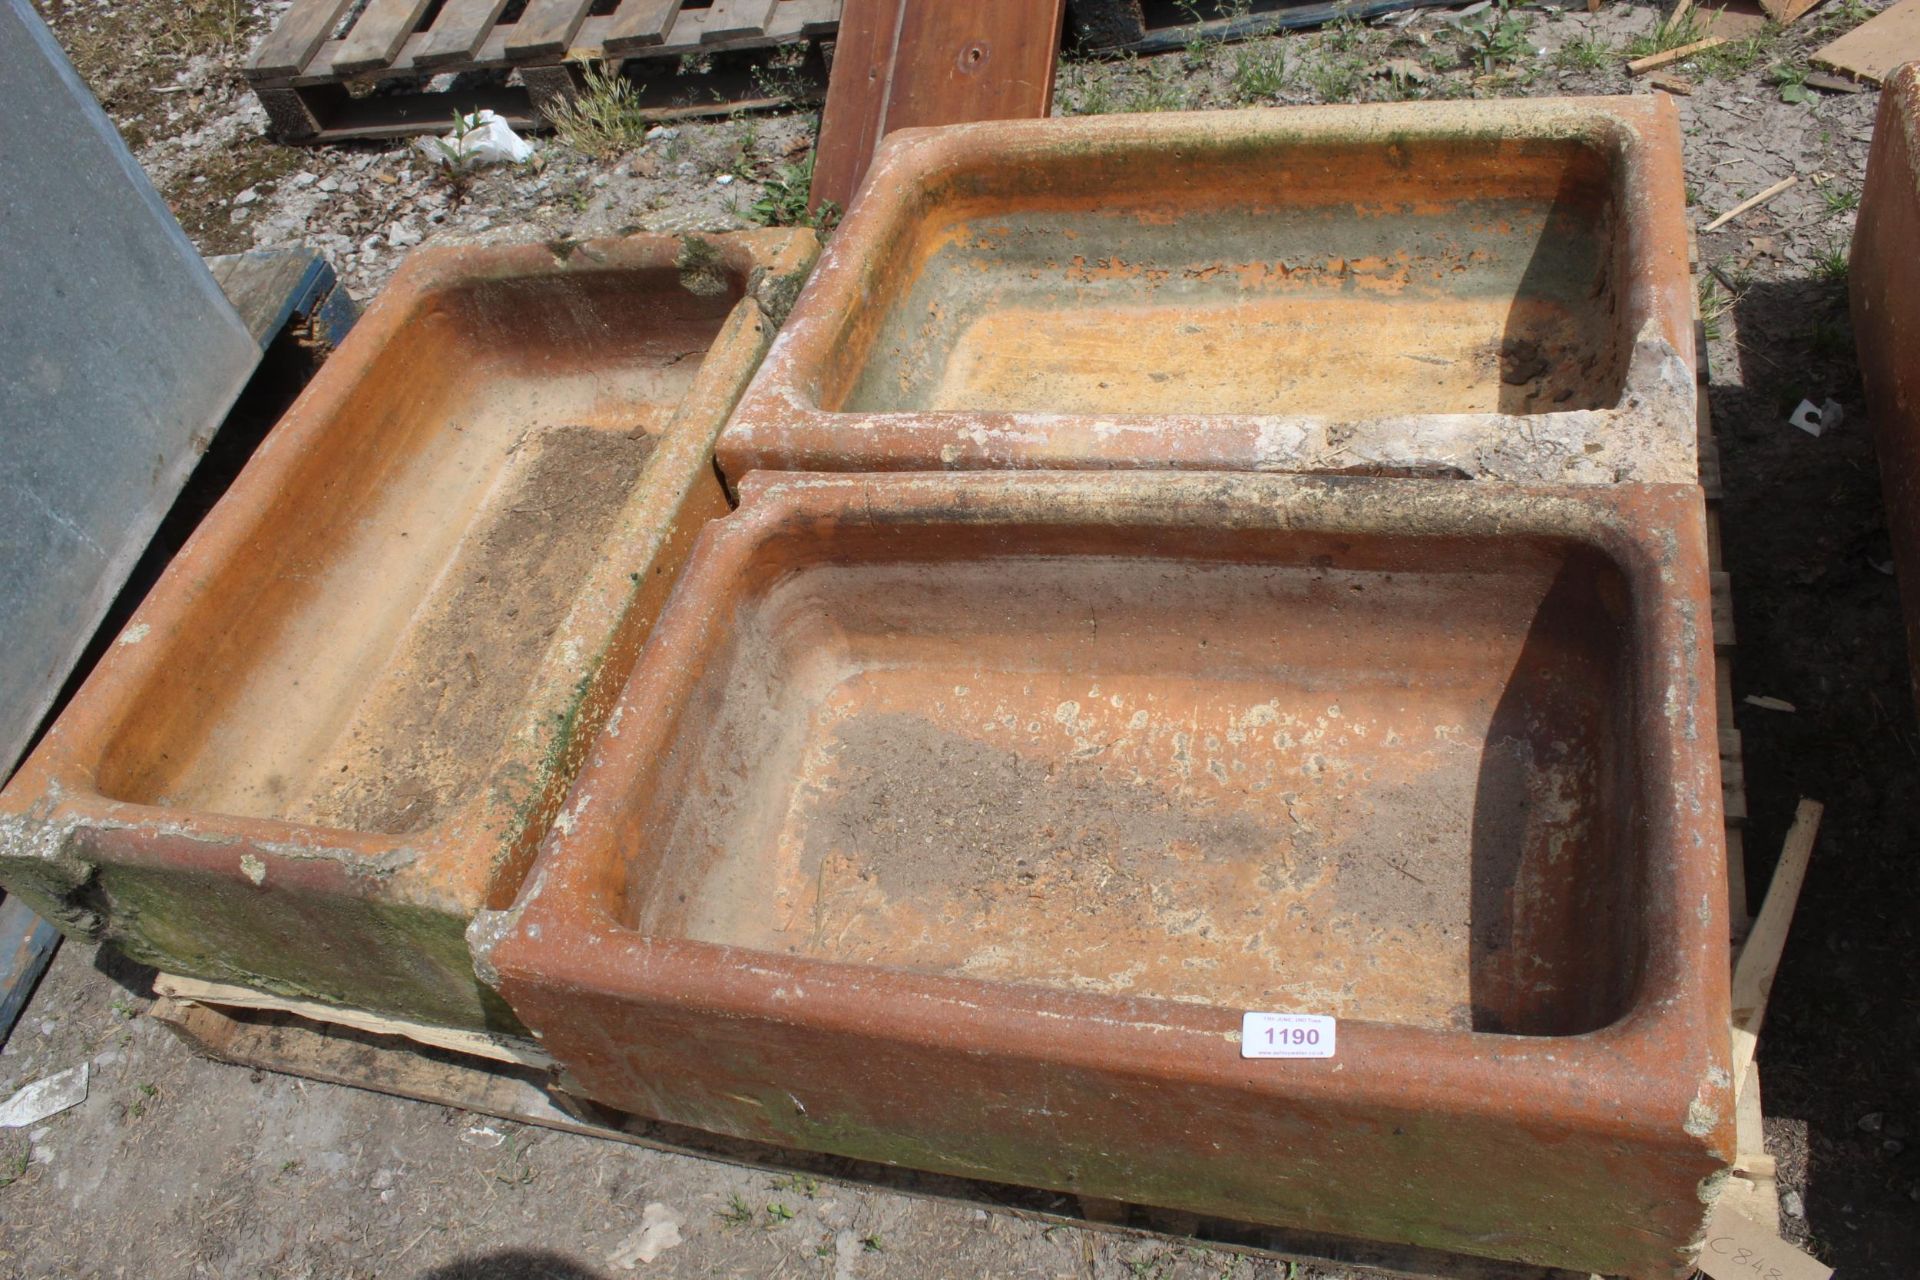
(544, 62), (649, 158)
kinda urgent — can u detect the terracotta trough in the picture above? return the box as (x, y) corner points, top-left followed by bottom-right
(718, 97), (1698, 484)
(476, 470), (1735, 1277)
(0, 229), (818, 1031)
(1852, 62), (1920, 711)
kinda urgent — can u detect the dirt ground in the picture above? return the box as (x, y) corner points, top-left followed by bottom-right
(4, 0), (1919, 1275)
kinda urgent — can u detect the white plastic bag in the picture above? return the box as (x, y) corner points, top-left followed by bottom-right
(417, 109), (534, 168)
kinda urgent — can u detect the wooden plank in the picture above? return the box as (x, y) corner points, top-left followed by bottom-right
(1626, 34), (1726, 73)
(600, 0), (683, 52)
(205, 248), (340, 349)
(702, 0), (779, 42)
(248, 0), (359, 79)
(505, 0), (598, 60)
(808, 0), (908, 215)
(809, 0), (1067, 215)
(0, 896), (60, 1048)
(1759, 0), (1828, 25)
(154, 973), (553, 1069)
(1712, 571), (1736, 650)
(153, 993), (1589, 1280)
(1812, 0), (1920, 84)
(334, 0), (438, 74)
(1703, 176), (1797, 232)
(1730, 798), (1822, 1089)
(416, 0), (516, 66)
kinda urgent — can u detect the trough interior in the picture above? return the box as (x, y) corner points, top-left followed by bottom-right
(94, 267), (743, 837)
(629, 519), (1643, 1037)
(827, 134), (1631, 419)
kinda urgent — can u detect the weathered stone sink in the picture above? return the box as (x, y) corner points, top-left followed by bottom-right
(717, 97), (1697, 484)
(1853, 62), (1920, 710)
(475, 470), (1735, 1277)
(0, 229), (817, 1031)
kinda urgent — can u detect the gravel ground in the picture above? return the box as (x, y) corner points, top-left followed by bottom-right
(4, 0), (1918, 1276)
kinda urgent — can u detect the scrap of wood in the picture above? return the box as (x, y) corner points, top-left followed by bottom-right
(1627, 33), (1728, 73)
(1702, 176), (1797, 232)
(1761, 0), (1831, 25)
(1805, 68), (1869, 91)
(1812, 0), (1920, 85)
(153, 973), (553, 1070)
(808, 0), (1068, 215)
(1649, 70), (1696, 93)
(1730, 798), (1822, 1093)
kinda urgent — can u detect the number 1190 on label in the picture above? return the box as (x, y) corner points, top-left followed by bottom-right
(1240, 1012), (1337, 1059)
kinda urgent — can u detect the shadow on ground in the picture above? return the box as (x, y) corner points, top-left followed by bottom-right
(417, 1248), (606, 1280)
(1718, 274), (1920, 1277)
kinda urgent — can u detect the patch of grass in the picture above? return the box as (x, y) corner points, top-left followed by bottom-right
(1823, 183), (1862, 214)
(1303, 47), (1366, 103)
(720, 1192), (756, 1227)
(771, 1172), (820, 1197)
(1230, 40), (1289, 101)
(860, 1232), (885, 1252)
(1127, 58), (1193, 111)
(1769, 59), (1813, 103)
(1464, 0), (1535, 75)
(1695, 31), (1778, 76)
(0, 1149), (28, 1190)
(1698, 274), (1736, 342)
(1625, 9), (1705, 59)
(747, 153), (838, 231)
(544, 61), (649, 159)
(1553, 31), (1614, 72)
(1058, 58), (1123, 114)
(728, 115), (763, 178)
(1813, 240), (1851, 282)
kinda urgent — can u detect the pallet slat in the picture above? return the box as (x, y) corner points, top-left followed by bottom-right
(248, 0), (360, 78)
(417, 0), (517, 66)
(506, 0), (599, 60)
(335, 0), (440, 75)
(601, 0), (684, 51)
(703, 0), (780, 41)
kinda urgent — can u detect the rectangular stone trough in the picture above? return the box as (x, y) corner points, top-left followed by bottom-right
(0, 229), (817, 1032)
(717, 97), (1698, 485)
(475, 470), (1736, 1277)
(1852, 62), (1920, 710)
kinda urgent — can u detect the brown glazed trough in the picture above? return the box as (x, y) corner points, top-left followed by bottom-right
(0, 230), (817, 1032)
(1852, 62), (1920, 711)
(477, 470), (1736, 1277)
(717, 97), (1698, 484)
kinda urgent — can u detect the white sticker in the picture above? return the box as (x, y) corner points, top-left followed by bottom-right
(1240, 1012), (1336, 1059)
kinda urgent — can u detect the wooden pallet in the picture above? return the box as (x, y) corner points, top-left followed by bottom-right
(247, 0), (840, 143)
(1064, 0), (1461, 54)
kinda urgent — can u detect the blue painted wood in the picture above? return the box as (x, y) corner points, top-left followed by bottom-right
(0, 894), (60, 1049)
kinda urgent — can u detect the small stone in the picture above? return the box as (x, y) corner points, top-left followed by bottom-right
(1860, 1112), (1885, 1133)
(1781, 1189), (1805, 1219)
(645, 125), (679, 142)
(1886, 1138), (1906, 1154)
(317, 175), (340, 192)
(387, 221), (423, 248)
(233, 186), (259, 205)
(361, 234), (384, 255)
(289, 171), (317, 187)
(675, 161), (698, 178)
(715, 173), (735, 186)
(370, 1167), (395, 1190)
(229, 206), (251, 224)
